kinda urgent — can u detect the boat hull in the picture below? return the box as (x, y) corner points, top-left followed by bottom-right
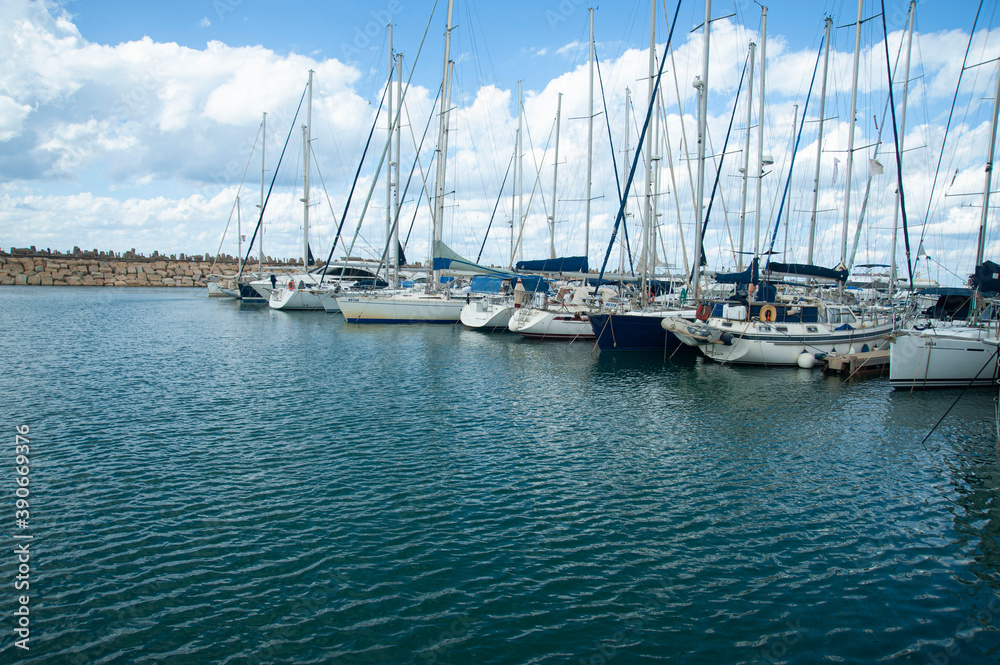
(889, 327), (999, 388)
(509, 307), (595, 340)
(336, 293), (465, 323)
(460, 299), (512, 330)
(590, 310), (694, 351)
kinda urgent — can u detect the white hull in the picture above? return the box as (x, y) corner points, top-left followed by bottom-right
(336, 292), (466, 323)
(889, 326), (1000, 388)
(509, 307), (595, 340)
(663, 302), (896, 366)
(268, 286), (325, 311)
(460, 298), (513, 330)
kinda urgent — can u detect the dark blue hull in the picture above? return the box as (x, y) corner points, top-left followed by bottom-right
(589, 312), (690, 353)
(238, 282), (266, 302)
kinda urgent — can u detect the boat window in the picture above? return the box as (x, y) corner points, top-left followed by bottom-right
(757, 325), (771, 332)
(807, 326), (818, 333)
(776, 326), (788, 332)
(722, 322), (733, 327)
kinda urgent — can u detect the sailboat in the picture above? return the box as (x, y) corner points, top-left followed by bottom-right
(336, 0), (476, 325)
(888, 43), (1000, 388)
(663, 1), (899, 367)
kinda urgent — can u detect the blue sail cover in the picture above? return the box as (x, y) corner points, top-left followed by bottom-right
(515, 256), (589, 273)
(468, 275), (549, 294)
(971, 261), (1000, 293)
(766, 262), (847, 283)
(715, 258), (759, 285)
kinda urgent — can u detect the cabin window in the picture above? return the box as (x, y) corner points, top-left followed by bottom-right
(757, 325), (771, 332)
(807, 326), (818, 333)
(722, 322), (733, 328)
(776, 326), (788, 333)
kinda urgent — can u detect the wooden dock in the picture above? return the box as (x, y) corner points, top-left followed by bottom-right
(823, 348), (891, 377)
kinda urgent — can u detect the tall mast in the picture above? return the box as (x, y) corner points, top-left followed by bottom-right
(237, 196), (242, 274)
(890, 2), (914, 287)
(622, 87), (631, 274)
(386, 23), (393, 284)
(433, 0), (455, 286)
(693, 0), (711, 300)
(753, 5), (767, 264)
(394, 51), (403, 286)
(738, 41), (756, 271)
(808, 17), (833, 266)
(550, 93), (562, 259)
(302, 69), (313, 269)
(517, 79), (523, 264)
(585, 7), (595, 265)
(977, 57), (1000, 266)
(841, 0), (864, 266)
(259, 112), (266, 271)
(643, 0), (656, 295)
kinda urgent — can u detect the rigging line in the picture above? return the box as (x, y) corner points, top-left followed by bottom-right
(918, 0), (984, 249)
(237, 84), (307, 279)
(848, 11), (909, 272)
(595, 48), (636, 276)
(476, 153), (513, 265)
(920, 345), (1000, 446)
(691, 51), (749, 282)
(594, 0), (684, 294)
(321, 0), (440, 284)
(766, 30), (825, 264)
(319, 74), (389, 282)
(880, 0), (914, 287)
(211, 121), (263, 276)
(397, 85), (443, 251)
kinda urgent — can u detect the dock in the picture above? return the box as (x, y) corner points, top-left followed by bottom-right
(823, 348), (890, 377)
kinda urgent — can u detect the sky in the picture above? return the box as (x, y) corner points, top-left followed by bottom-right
(1, 0), (998, 286)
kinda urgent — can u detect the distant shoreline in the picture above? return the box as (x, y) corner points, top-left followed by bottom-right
(1, 247), (303, 288)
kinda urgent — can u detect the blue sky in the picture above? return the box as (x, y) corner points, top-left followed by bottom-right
(2, 0), (998, 285)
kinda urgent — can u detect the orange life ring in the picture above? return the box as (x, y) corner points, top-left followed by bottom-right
(696, 303), (712, 322)
(760, 304), (777, 322)
(287, 279), (295, 291)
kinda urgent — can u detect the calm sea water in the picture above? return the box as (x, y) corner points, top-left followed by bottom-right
(2, 286), (999, 664)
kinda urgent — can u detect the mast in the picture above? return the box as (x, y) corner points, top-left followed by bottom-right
(622, 87), (631, 274)
(693, 0), (711, 300)
(841, 0), (864, 266)
(517, 80), (523, 265)
(259, 113), (266, 271)
(977, 56), (1000, 266)
(738, 42), (756, 271)
(302, 69), (313, 269)
(393, 51), (403, 286)
(237, 196), (242, 274)
(753, 5), (767, 265)
(550, 92), (562, 259)
(433, 0), (455, 286)
(890, 2), (914, 288)
(808, 17), (833, 266)
(386, 24), (393, 285)
(643, 0), (655, 296)
(586, 6), (595, 266)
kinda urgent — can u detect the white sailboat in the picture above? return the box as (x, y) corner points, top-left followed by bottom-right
(337, 0), (469, 325)
(888, 13), (1000, 389)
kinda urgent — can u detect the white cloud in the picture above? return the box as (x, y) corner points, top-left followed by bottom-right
(199, 17), (211, 29)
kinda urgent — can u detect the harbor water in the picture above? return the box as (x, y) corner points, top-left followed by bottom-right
(2, 286), (999, 664)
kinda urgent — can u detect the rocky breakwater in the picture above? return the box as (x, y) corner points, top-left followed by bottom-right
(0, 248), (294, 288)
